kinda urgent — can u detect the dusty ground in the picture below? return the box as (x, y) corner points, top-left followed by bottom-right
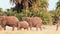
(0, 25), (60, 34)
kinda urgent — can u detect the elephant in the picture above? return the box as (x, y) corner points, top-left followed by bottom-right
(56, 16), (60, 31)
(0, 16), (19, 30)
(22, 17), (42, 30)
(17, 21), (29, 30)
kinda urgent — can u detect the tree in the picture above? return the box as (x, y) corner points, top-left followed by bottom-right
(10, 0), (48, 13)
(56, 0), (60, 9)
(9, 0), (52, 25)
(49, 7), (60, 25)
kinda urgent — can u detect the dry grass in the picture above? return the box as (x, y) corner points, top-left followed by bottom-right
(0, 25), (60, 34)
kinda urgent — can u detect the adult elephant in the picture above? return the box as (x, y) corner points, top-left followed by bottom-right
(0, 16), (19, 30)
(22, 17), (42, 30)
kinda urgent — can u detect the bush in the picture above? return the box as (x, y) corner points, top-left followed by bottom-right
(0, 8), (53, 25)
(20, 8), (53, 25)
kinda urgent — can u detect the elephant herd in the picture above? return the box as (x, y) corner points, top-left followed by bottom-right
(0, 16), (60, 31)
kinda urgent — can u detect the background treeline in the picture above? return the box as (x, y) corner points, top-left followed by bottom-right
(0, 0), (60, 25)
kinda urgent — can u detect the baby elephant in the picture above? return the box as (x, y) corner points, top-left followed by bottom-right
(17, 21), (29, 30)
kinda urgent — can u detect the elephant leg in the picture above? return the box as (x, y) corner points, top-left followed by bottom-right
(4, 26), (6, 30)
(26, 27), (29, 30)
(23, 28), (26, 30)
(30, 26), (32, 30)
(1, 25), (6, 30)
(19, 27), (22, 30)
(1, 21), (7, 30)
(39, 26), (42, 31)
(27, 27), (29, 30)
(17, 24), (20, 30)
(39, 24), (42, 31)
(17, 27), (20, 30)
(24, 28), (28, 30)
(30, 23), (32, 30)
(56, 23), (59, 31)
(36, 25), (39, 30)
(12, 26), (15, 31)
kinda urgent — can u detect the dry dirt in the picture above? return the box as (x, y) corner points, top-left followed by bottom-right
(0, 25), (60, 34)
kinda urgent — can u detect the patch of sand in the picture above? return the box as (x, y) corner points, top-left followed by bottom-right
(0, 25), (60, 34)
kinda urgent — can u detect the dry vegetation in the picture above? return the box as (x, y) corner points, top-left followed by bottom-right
(0, 25), (60, 34)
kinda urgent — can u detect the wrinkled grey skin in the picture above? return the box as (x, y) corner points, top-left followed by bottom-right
(22, 17), (42, 30)
(17, 21), (29, 30)
(0, 16), (19, 30)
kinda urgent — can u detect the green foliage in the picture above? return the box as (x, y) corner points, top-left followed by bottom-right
(0, 8), (53, 25)
(56, 0), (60, 9)
(49, 7), (60, 24)
(20, 7), (53, 25)
(0, 8), (6, 16)
(0, 0), (54, 25)
(21, 9), (32, 17)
